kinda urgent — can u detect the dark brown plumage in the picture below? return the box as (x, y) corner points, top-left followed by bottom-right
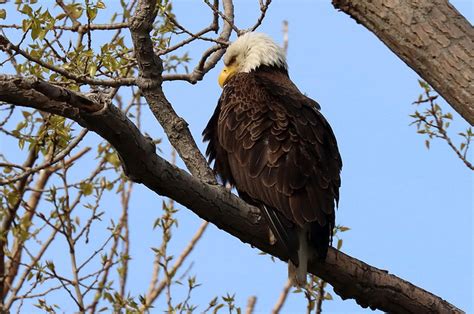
(203, 32), (342, 286)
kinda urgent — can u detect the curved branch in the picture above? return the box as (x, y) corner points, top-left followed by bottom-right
(0, 75), (462, 313)
(129, 0), (216, 181)
(332, 0), (474, 125)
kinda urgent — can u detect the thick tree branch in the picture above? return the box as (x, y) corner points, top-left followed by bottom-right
(332, 0), (474, 125)
(129, 0), (217, 181)
(0, 75), (462, 313)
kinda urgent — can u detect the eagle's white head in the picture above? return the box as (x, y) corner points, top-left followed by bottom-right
(218, 32), (287, 87)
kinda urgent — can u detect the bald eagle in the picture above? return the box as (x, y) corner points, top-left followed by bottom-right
(203, 32), (342, 286)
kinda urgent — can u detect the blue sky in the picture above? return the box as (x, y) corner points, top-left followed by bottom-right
(1, 0), (472, 313)
(158, 1), (473, 312)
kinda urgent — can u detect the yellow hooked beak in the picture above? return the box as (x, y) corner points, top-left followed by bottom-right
(218, 64), (238, 88)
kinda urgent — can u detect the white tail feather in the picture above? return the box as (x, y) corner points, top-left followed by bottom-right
(288, 227), (309, 287)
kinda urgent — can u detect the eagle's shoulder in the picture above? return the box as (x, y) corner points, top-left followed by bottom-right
(253, 68), (321, 110)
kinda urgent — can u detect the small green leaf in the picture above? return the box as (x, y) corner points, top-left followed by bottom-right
(56, 13), (67, 20)
(22, 19), (32, 32)
(31, 24), (40, 40)
(0, 9), (6, 20)
(68, 4), (83, 19)
(7, 191), (19, 206)
(325, 292), (333, 300)
(45, 260), (55, 272)
(105, 152), (121, 168)
(209, 296), (218, 307)
(418, 80), (430, 92)
(89, 64), (97, 77)
(80, 182), (94, 196)
(19, 4), (33, 16)
(87, 7), (98, 20)
(213, 304), (224, 314)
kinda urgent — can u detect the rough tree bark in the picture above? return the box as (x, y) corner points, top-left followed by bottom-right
(0, 75), (462, 313)
(332, 0), (474, 125)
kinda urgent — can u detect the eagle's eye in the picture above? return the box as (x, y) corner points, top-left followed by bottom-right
(226, 55), (237, 66)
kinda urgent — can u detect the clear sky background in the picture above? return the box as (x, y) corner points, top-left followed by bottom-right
(0, 0), (472, 313)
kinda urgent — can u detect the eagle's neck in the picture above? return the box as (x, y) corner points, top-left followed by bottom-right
(253, 64), (289, 77)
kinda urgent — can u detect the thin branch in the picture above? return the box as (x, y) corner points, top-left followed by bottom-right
(87, 182), (132, 313)
(282, 20), (288, 55)
(245, 296), (257, 314)
(0, 129), (90, 186)
(315, 281), (326, 314)
(272, 279), (292, 314)
(0, 35), (136, 87)
(204, 0), (240, 34)
(412, 87), (473, 170)
(55, 0), (81, 28)
(142, 221), (209, 310)
(246, 0), (272, 33)
(4, 162), (55, 297)
(0, 23), (129, 32)
(158, 13), (223, 56)
(5, 226), (60, 310)
(160, 0), (236, 84)
(0, 141), (39, 309)
(119, 181), (132, 298)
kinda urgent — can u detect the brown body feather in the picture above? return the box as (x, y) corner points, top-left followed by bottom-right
(203, 65), (342, 271)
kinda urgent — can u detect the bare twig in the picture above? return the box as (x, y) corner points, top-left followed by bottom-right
(246, 296), (257, 314)
(5, 226), (60, 310)
(282, 20), (288, 55)
(0, 23), (129, 32)
(142, 221), (209, 310)
(0, 129), (89, 186)
(158, 11), (224, 56)
(204, 0), (240, 34)
(315, 281), (326, 314)
(272, 279), (292, 314)
(246, 0), (272, 33)
(412, 84), (473, 170)
(0, 141), (40, 310)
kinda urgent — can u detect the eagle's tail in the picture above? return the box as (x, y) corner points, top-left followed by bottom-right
(259, 204), (299, 265)
(288, 225), (310, 287)
(260, 204), (313, 287)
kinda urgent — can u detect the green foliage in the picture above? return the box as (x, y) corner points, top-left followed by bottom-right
(5, 0), (186, 88)
(411, 80), (472, 169)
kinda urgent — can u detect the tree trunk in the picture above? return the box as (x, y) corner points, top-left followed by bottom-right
(332, 0), (474, 125)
